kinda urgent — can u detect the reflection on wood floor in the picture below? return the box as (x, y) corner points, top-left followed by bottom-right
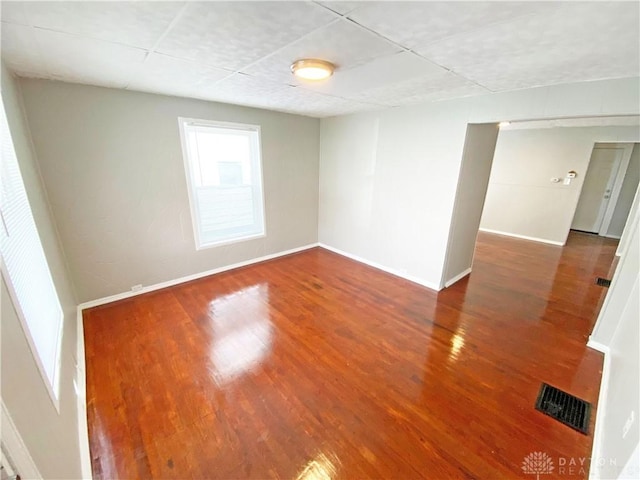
(84, 231), (617, 479)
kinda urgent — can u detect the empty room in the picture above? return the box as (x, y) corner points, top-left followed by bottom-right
(1, 1), (639, 479)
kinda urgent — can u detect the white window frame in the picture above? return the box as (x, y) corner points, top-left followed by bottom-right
(178, 117), (266, 249)
(1, 99), (63, 412)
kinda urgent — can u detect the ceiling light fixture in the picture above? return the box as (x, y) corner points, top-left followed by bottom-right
(499, 121), (511, 128)
(291, 59), (335, 81)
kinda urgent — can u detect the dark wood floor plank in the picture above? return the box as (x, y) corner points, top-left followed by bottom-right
(84, 231), (616, 479)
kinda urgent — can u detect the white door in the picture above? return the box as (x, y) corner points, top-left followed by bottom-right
(572, 145), (624, 233)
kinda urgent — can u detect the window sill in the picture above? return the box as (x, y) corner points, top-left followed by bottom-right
(196, 232), (266, 250)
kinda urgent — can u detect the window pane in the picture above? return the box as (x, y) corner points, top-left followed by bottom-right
(218, 162), (243, 186)
(0, 98), (63, 399)
(180, 120), (265, 247)
(194, 131), (251, 187)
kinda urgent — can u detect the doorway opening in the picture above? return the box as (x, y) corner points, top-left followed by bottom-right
(441, 116), (640, 291)
(571, 142), (638, 239)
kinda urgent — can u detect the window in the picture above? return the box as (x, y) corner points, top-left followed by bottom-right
(178, 118), (266, 248)
(0, 98), (63, 409)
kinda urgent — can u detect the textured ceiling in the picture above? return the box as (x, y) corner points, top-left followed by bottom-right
(1, 1), (639, 118)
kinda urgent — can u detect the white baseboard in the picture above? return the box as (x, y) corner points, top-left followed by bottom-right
(587, 338), (610, 355)
(76, 308), (92, 479)
(479, 228), (564, 246)
(77, 243), (319, 310)
(74, 242), (319, 479)
(602, 234), (622, 240)
(318, 243), (441, 291)
(1, 400), (42, 479)
(587, 337), (611, 480)
(444, 268), (472, 288)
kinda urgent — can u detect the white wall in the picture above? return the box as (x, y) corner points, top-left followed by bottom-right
(608, 143), (640, 238)
(442, 123), (498, 286)
(480, 127), (640, 245)
(319, 77), (640, 289)
(319, 103), (470, 289)
(589, 191), (639, 479)
(1, 65), (82, 478)
(18, 79), (321, 302)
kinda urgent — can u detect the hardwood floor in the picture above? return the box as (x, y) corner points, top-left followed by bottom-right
(83, 231), (617, 479)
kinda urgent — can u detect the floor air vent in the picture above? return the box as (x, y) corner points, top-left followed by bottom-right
(535, 383), (591, 434)
(595, 277), (611, 287)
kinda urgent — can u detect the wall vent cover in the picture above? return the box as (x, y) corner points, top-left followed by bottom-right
(595, 277), (611, 287)
(535, 383), (591, 434)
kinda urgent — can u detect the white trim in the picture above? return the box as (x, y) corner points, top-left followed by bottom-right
(317, 243), (441, 291)
(602, 234), (622, 240)
(1, 450), (16, 477)
(177, 117), (201, 251)
(177, 117), (266, 251)
(586, 339), (611, 480)
(75, 308), (92, 480)
(478, 228), (564, 246)
(444, 268), (472, 288)
(617, 184), (640, 257)
(599, 143), (634, 236)
(0, 267), (61, 414)
(0, 400), (42, 479)
(180, 118), (262, 131)
(586, 338), (610, 355)
(591, 199), (638, 347)
(196, 232), (266, 251)
(77, 243), (319, 310)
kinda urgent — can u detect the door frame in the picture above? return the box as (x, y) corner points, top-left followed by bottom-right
(597, 143), (634, 236)
(0, 400), (42, 479)
(617, 183), (640, 256)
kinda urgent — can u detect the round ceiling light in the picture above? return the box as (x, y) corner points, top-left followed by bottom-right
(291, 59), (335, 81)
